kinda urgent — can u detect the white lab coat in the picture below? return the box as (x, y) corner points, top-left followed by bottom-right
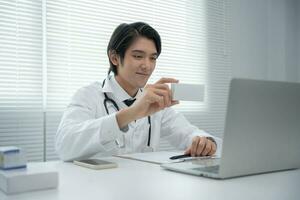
(55, 76), (222, 161)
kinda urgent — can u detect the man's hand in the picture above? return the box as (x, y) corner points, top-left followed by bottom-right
(131, 77), (179, 119)
(184, 136), (217, 157)
(116, 77), (179, 129)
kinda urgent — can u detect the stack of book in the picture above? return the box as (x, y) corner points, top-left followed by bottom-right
(0, 146), (58, 194)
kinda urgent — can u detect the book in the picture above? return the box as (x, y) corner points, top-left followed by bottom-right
(0, 162), (58, 194)
(0, 146), (26, 170)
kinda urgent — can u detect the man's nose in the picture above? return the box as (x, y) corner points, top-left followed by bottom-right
(141, 58), (152, 69)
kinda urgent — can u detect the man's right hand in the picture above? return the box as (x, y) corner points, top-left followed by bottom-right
(116, 78), (179, 129)
(131, 77), (179, 120)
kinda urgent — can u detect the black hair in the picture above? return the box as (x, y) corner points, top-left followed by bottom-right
(107, 22), (161, 75)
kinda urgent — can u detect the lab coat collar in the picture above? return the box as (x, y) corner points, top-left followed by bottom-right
(101, 75), (143, 102)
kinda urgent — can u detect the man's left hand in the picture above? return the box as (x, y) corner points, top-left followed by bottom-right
(184, 136), (216, 157)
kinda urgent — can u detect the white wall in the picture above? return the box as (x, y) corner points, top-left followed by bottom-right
(298, 0), (300, 81)
(231, 0), (299, 82)
(285, 0), (299, 82)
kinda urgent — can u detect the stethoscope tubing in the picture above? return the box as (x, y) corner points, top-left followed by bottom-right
(102, 78), (152, 147)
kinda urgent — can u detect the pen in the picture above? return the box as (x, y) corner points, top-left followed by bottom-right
(169, 154), (191, 160)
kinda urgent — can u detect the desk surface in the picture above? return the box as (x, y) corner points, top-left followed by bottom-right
(1, 157), (300, 200)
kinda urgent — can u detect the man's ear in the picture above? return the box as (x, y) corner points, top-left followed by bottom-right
(109, 50), (120, 66)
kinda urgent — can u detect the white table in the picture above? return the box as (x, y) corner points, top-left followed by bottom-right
(1, 157), (299, 200)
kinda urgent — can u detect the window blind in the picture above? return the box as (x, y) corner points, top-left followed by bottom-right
(46, 0), (231, 158)
(0, 0), (43, 161)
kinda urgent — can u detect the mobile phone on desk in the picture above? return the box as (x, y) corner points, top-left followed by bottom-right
(73, 159), (118, 170)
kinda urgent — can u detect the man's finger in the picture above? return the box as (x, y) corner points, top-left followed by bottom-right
(156, 77), (179, 84)
(191, 137), (200, 157)
(146, 90), (163, 105)
(152, 83), (172, 101)
(201, 140), (212, 156)
(208, 142), (217, 156)
(152, 83), (169, 90)
(152, 88), (171, 107)
(170, 100), (179, 106)
(184, 147), (191, 155)
(196, 137), (207, 156)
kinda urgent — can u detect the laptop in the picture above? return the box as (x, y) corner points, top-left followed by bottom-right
(161, 78), (300, 179)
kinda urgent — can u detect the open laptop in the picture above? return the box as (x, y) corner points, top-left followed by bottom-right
(161, 78), (300, 179)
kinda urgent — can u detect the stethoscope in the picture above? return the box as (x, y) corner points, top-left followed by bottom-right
(102, 77), (153, 152)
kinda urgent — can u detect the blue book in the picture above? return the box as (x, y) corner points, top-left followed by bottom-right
(0, 146), (27, 170)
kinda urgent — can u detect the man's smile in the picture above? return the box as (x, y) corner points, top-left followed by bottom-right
(136, 72), (149, 76)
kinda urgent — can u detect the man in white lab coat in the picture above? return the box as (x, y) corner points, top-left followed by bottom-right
(55, 22), (222, 161)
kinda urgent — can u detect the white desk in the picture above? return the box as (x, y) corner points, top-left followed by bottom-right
(0, 157), (299, 200)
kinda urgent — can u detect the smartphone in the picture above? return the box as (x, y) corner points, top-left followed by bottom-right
(73, 159), (118, 170)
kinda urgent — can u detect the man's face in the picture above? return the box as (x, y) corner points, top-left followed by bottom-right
(115, 37), (158, 90)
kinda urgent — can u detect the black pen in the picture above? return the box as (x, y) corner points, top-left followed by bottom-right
(169, 154), (191, 160)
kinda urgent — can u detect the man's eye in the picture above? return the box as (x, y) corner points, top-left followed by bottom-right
(133, 55), (143, 59)
(151, 57), (157, 61)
